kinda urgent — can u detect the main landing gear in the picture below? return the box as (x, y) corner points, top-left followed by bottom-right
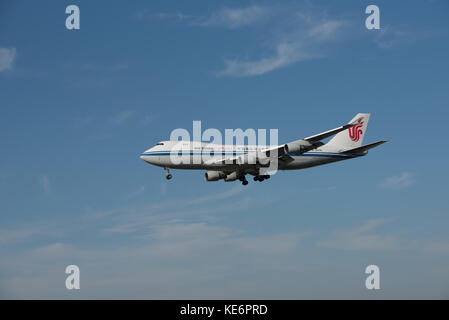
(164, 168), (172, 180)
(239, 176), (249, 186)
(237, 174), (270, 185)
(253, 175), (270, 182)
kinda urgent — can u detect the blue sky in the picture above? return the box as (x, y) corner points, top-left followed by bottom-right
(1, 0), (449, 298)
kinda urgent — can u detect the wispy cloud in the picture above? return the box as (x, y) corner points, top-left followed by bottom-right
(139, 5), (348, 77)
(187, 184), (243, 205)
(373, 25), (415, 49)
(142, 115), (155, 126)
(0, 47), (16, 71)
(111, 110), (135, 125)
(380, 172), (414, 189)
(0, 225), (64, 246)
(0, 227), (44, 246)
(160, 181), (167, 196)
(125, 185), (146, 199)
(218, 13), (346, 77)
(110, 62), (129, 71)
(73, 115), (94, 128)
(317, 218), (400, 251)
(136, 9), (195, 22)
(0, 222), (304, 298)
(142, 221), (303, 259)
(198, 5), (271, 29)
(219, 42), (314, 77)
(102, 186), (254, 235)
(40, 175), (51, 194)
(424, 240), (449, 254)
(0, 182), (305, 298)
(137, 5), (270, 29)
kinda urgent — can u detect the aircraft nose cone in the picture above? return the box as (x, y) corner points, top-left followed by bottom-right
(140, 152), (155, 164)
(140, 148), (157, 164)
(140, 154), (149, 162)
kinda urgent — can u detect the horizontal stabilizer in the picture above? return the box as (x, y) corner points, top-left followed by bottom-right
(342, 140), (388, 154)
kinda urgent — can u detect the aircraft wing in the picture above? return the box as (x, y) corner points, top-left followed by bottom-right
(206, 122), (358, 165)
(261, 122), (357, 157)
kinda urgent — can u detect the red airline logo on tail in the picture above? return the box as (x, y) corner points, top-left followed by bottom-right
(348, 118), (364, 142)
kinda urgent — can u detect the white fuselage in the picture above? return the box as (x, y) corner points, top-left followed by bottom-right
(140, 141), (359, 172)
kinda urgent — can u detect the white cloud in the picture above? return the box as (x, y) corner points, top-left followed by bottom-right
(101, 186), (255, 234)
(111, 110), (134, 125)
(0, 228), (42, 245)
(143, 222), (304, 260)
(155, 12), (193, 21)
(110, 62), (129, 71)
(307, 20), (345, 40)
(374, 25), (414, 49)
(0, 47), (16, 71)
(187, 184), (243, 205)
(3, 192), (449, 298)
(218, 15), (345, 77)
(139, 5), (347, 77)
(73, 115), (94, 127)
(218, 42), (314, 77)
(424, 240), (449, 254)
(380, 172), (414, 189)
(317, 218), (401, 251)
(199, 5), (271, 29)
(0, 222), (304, 298)
(40, 175), (51, 194)
(160, 181), (167, 196)
(137, 9), (195, 22)
(136, 9), (199, 22)
(141, 6), (270, 28)
(125, 185), (145, 199)
(142, 115), (154, 126)
(0, 224), (65, 246)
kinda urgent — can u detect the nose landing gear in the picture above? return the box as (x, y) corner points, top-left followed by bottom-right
(164, 168), (172, 180)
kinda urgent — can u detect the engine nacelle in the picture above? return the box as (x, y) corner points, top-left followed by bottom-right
(284, 139), (316, 154)
(205, 171), (226, 181)
(224, 171), (239, 182)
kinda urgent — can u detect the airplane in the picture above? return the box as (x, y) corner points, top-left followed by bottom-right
(140, 113), (387, 185)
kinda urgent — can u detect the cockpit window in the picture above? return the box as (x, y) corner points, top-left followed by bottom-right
(156, 142), (164, 146)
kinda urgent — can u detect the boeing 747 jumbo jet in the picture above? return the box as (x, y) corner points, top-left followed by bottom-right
(140, 113), (386, 185)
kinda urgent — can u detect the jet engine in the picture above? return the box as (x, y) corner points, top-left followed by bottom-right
(284, 139), (321, 154)
(224, 171), (239, 181)
(205, 171), (226, 181)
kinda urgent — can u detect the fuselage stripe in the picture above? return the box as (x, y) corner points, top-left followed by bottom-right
(140, 151), (353, 158)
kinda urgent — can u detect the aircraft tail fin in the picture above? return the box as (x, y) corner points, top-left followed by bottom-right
(326, 113), (370, 149)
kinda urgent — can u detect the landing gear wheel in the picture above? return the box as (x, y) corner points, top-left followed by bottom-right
(164, 168), (172, 180)
(242, 180), (248, 186)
